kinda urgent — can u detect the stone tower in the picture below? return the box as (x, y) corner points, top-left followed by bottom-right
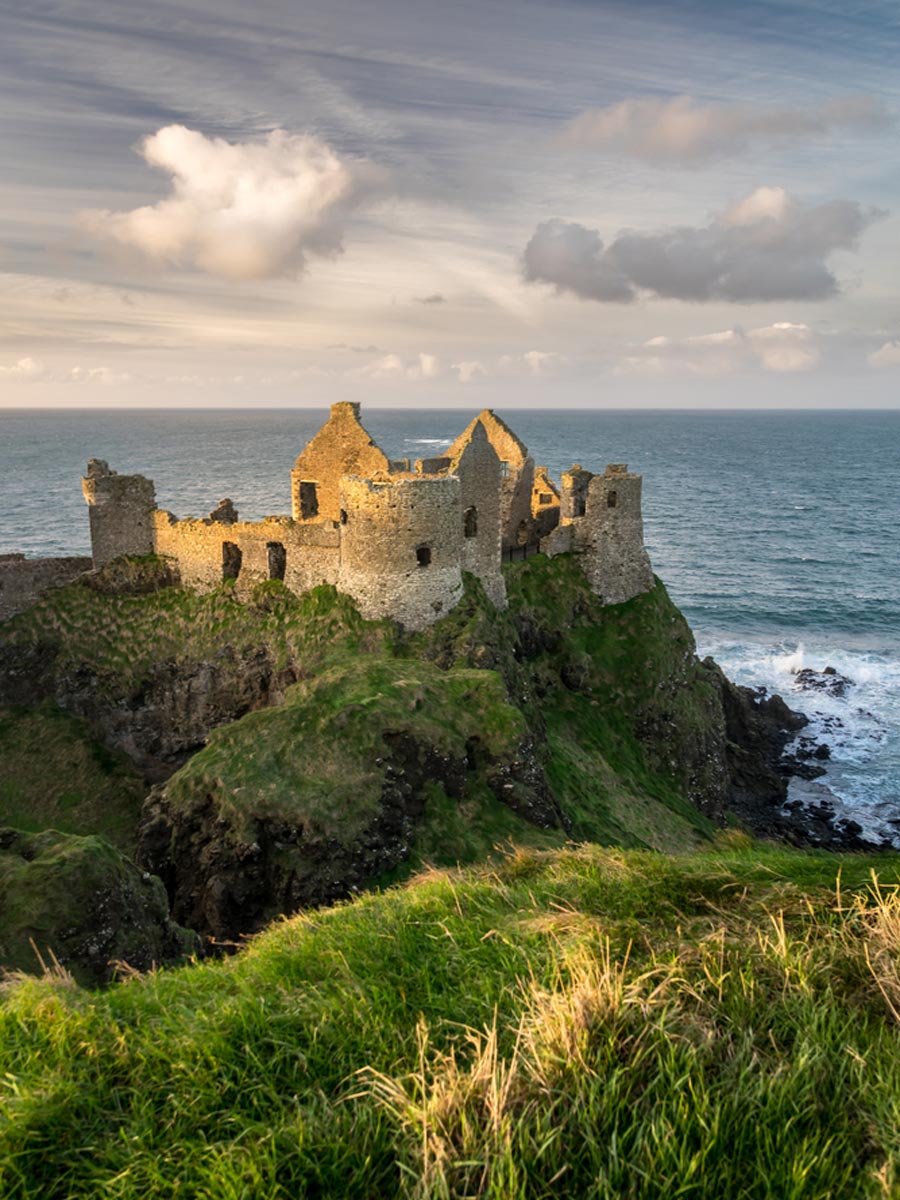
(559, 464), (654, 605)
(337, 473), (464, 630)
(81, 459), (157, 568)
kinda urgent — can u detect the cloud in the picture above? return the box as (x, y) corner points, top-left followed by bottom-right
(563, 95), (893, 165)
(0, 356), (45, 379)
(617, 322), (820, 376)
(81, 125), (384, 280)
(523, 187), (881, 304)
(868, 340), (900, 368)
(355, 352), (440, 381)
(414, 293), (446, 305)
(452, 360), (487, 384)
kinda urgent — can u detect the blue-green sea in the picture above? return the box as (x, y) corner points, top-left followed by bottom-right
(1, 408), (898, 841)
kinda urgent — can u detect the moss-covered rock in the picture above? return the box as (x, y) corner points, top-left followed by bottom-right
(138, 656), (565, 937)
(0, 828), (200, 985)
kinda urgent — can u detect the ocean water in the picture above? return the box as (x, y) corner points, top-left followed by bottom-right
(1, 407), (898, 842)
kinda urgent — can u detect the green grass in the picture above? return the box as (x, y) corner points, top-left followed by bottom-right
(0, 705), (144, 851)
(163, 655), (531, 843)
(3, 577), (392, 697)
(3, 840), (900, 1197)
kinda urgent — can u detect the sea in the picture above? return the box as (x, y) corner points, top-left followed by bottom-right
(1, 407), (898, 844)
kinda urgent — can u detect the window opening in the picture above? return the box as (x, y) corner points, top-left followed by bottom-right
(607, 491), (618, 509)
(222, 541), (242, 581)
(464, 506), (478, 538)
(266, 542), (286, 581)
(298, 481), (318, 519)
(416, 545), (432, 568)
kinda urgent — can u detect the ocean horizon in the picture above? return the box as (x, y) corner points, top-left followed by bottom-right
(2, 405), (898, 842)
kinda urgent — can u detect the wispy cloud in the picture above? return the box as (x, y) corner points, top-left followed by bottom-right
(523, 186), (883, 303)
(562, 94), (893, 165)
(617, 322), (820, 376)
(81, 125), (385, 280)
(868, 339), (900, 368)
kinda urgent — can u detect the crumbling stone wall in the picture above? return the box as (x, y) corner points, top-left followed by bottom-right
(565, 465), (654, 605)
(531, 464), (561, 540)
(338, 474), (464, 630)
(290, 402), (389, 523)
(0, 554), (93, 622)
(78, 404), (655, 629)
(153, 510), (340, 594)
(448, 410), (536, 549)
(82, 459), (156, 567)
(448, 423), (507, 609)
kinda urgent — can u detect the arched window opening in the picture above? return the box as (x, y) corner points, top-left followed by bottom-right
(340, 508), (348, 525)
(575, 498), (586, 518)
(416, 545), (432, 568)
(298, 481), (318, 519)
(222, 541), (242, 581)
(516, 520), (529, 547)
(267, 541), (286, 581)
(464, 506), (478, 538)
(607, 490), (618, 509)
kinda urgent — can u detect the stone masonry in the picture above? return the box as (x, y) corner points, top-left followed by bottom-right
(0, 404), (656, 631)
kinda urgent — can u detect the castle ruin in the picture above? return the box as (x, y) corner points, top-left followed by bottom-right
(1, 405), (654, 627)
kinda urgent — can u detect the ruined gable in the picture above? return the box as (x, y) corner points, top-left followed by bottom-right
(290, 402), (389, 523)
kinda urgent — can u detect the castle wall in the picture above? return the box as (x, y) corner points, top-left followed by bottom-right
(81, 460), (156, 567)
(290, 402), (389, 523)
(572, 466), (654, 605)
(449, 425), (506, 609)
(0, 554), (93, 622)
(531, 464), (561, 540)
(152, 512), (340, 594)
(338, 475), (464, 630)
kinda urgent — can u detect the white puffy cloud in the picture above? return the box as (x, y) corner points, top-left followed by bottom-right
(563, 95), (892, 165)
(0, 356), (45, 379)
(354, 352), (440, 381)
(523, 187), (881, 304)
(453, 360), (487, 384)
(81, 125), (384, 280)
(868, 340), (900, 368)
(618, 322), (820, 376)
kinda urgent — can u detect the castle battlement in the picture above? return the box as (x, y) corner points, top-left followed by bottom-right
(74, 405), (654, 630)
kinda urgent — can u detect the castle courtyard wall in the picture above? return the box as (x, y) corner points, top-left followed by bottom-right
(152, 512), (340, 594)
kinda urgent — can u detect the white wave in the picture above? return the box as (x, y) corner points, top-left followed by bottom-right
(403, 438), (452, 446)
(700, 634), (900, 845)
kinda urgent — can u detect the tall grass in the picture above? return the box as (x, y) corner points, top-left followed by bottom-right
(3, 842), (900, 1197)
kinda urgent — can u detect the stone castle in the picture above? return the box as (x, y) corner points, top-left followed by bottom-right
(1, 406), (654, 628)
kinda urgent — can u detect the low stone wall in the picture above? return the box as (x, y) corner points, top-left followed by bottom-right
(152, 512), (341, 594)
(0, 554), (93, 622)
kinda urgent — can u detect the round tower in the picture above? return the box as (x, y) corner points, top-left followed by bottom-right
(338, 474), (463, 630)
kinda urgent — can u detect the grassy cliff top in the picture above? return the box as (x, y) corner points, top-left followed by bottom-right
(3, 840), (900, 1198)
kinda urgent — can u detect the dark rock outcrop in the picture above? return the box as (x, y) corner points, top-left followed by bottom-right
(0, 828), (200, 985)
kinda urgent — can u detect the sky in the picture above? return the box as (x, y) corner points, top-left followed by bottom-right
(2, 0), (900, 408)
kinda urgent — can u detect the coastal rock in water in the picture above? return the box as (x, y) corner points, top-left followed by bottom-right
(794, 666), (853, 698)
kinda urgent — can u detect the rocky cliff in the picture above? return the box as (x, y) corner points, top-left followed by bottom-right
(0, 553), (832, 962)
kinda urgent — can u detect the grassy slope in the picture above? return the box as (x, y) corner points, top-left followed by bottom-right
(4, 557), (718, 867)
(3, 842), (900, 1198)
(0, 705), (144, 851)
